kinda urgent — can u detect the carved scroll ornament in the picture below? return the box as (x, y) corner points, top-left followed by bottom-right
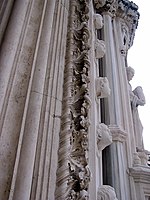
(56, 0), (91, 199)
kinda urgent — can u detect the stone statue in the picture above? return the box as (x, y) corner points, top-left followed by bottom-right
(97, 185), (118, 200)
(126, 66), (146, 150)
(97, 123), (112, 154)
(94, 14), (104, 30)
(95, 39), (106, 59)
(95, 77), (111, 99)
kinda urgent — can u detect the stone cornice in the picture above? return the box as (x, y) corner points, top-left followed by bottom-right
(93, 0), (139, 47)
(129, 166), (150, 184)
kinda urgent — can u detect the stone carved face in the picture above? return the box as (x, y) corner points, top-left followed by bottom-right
(126, 66), (135, 82)
(95, 77), (110, 99)
(94, 14), (104, 29)
(95, 39), (106, 59)
(133, 86), (146, 105)
(97, 185), (118, 200)
(79, 190), (89, 200)
(97, 123), (112, 153)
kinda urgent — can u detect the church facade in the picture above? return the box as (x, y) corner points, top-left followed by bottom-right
(0, 0), (150, 199)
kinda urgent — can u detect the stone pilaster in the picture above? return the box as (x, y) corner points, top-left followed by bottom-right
(0, 0), (69, 199)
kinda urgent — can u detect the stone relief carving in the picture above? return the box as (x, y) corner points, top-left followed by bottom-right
(97, 123), (112, 155)
(126, 66), (145, 151)
(97, 185), (118, 200)
(56, 0), (91, 199)
(95, 39), (106, 59)
(120, 23), (129, 56)
(95, 77), (110, 99)
(93, 0), (139, 48)
(94, 14), (104, 30)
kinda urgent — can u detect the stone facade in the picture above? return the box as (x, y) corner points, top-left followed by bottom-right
(0, 0), (150, 200)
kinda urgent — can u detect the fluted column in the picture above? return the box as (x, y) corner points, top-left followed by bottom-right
(0, 0), (15, 46)
(0, 0), (69, 199)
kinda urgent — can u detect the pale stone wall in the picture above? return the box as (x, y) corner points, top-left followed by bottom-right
(0, 0), (69, 199)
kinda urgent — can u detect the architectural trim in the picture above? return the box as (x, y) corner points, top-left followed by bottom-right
(109, 125), (127, 142)
(55, 0), (91, 199)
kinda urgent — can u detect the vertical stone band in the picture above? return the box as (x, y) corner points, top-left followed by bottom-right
(55, 0), (91, 199)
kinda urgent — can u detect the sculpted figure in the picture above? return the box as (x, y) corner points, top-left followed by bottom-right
(94, 14), (104, 29)
(97, 185), (118, 200)
(97, 123), (112, 154)
(95, 39), (106, 59)
(95, 77), (111, 99)
(126, 66), (146, 150)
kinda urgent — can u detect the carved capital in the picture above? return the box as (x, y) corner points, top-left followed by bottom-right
(97, 123), (112, 155)
(94, 0), (117, 17)
(95, 77), (110, 99)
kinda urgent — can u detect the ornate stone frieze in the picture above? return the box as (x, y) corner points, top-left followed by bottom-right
(55, 0), (91, 199)
(97, 123), (112, 155)
(95, 77), (110, 99)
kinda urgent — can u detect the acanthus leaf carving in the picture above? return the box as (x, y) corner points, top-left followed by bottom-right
(56, 0), (91, 199)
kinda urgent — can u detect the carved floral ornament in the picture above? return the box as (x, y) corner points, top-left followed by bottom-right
(55, 0), (91, 199)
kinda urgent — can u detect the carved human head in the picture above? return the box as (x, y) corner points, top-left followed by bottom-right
(94, 14), (104, 29)
(97, 123), (112, 153)
(95, 39), (106, 59)
(126, 66), (135, 81)
(79, 190), (89, 200)
(95, 77), (110, 99)
(97, 185), (118, 200)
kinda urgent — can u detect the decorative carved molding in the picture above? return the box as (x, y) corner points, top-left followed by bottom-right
(133, 152), (141, 166)
(95, 77), (110, 99)
(93, 0), (139, 48)
(129, 166), (150, 184)
(97, 185), (118, 200)
(94, 13), (104, 29)
(95, 39), (106, 59)
(97, 123), (112, 155)
(55, 0), (91, 199)
(108, 125), (127, 142)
